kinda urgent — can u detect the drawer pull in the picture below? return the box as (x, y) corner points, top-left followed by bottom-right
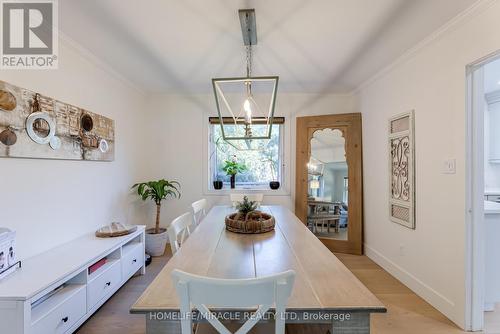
(62, 316), (69, 323)
(133, 259), (137, 263)
(105, 281), (111, 287)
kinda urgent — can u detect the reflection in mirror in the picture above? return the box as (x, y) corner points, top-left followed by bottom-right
(307, 128), (348, 240)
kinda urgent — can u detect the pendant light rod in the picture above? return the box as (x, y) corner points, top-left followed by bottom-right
(238, 9), (257, 46)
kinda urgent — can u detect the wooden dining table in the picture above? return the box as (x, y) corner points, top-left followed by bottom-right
(131, 205), (386, 333)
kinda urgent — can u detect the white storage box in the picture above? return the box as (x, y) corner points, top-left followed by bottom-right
(0, 228), (17, 279)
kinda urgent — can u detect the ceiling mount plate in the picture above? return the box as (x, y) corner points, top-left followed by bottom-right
(238, 9), (257, 46)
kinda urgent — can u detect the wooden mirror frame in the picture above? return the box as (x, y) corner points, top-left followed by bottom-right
(295, 113), (363, 255)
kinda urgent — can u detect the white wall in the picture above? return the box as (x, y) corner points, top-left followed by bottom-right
(484, 94), (500, 190)
(484, 57), (500, 93)
(0, 37), (146, 260)
(484, 99), (498, 189)
(139, 93), (356, 228)
(322, 168), (335, 201)
(483, 58), (500, 191)
(357, 0), (500, 329)
(333, 169), (348, 202)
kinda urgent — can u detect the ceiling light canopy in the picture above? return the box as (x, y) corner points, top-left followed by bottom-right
(212, 9), (279, 151)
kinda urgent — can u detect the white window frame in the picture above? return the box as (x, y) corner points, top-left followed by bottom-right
(208, 124), (285, 193)
(200, 116), (291, 197)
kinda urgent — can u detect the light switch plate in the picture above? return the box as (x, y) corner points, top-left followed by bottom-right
(443, 159), (456, 174)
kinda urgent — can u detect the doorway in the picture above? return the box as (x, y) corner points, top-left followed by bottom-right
(295, 113), (363, 255)
(466, 51), (500, 331)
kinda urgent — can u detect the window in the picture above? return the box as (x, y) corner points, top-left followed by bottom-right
(209, 122), (283, 190)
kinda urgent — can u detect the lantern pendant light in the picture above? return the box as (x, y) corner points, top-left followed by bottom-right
(212, 9), (278, 149)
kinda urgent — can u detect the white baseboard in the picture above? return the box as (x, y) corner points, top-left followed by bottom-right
(364, 244), (464, 329)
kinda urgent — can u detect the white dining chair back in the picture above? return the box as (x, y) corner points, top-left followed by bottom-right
(172, 269), (295, 334)
(230, 194), (264, 208)
(168, 212), (192, 254)
(191, 199), (208, 227)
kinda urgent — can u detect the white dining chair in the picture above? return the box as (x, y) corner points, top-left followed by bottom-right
(172, 269), (295, 334)
(168, 212), (192, 254)
(230, 194), (264, 208)
(191, 198), (208, 228)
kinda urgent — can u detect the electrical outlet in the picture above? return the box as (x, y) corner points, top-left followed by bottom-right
(443, 159), (456, 174)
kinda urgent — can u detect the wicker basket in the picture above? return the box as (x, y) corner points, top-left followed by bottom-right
(225, 211), (275, 234)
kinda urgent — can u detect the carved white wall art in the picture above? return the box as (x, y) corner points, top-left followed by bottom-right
(388, 111), (415, 229)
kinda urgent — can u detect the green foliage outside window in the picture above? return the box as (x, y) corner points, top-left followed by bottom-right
(212, 124), (281, 185)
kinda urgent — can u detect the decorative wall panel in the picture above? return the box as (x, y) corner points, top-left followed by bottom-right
(0, 80), (114, 161)
(388, 111), (415, 229)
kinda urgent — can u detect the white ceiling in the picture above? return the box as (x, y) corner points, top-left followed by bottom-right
(312, 128), (345, 149)
(59, 0), (476, 94)
(311, 128), (345, 163)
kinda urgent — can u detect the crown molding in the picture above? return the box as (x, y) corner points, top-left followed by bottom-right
(352, 0), (497, 95)
(58, 31), (146, 96)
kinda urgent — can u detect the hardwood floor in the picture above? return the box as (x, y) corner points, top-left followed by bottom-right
(335, 253), (465, 334)
(76, 250), (467, 334)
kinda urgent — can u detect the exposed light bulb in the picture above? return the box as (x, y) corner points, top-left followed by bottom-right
(243, 98), (252, 123)
(307, 162), (317, 171)
(310, 179), (320, 189)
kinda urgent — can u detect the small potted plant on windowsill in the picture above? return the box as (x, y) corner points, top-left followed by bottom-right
(263, 152), (280, 190)
(210, 137), (226, 190)
(132, 179), (180, 256)
(222, 157), (247, 189)
(213, 178), (223, 190)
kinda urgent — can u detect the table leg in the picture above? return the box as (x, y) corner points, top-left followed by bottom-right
(331, 312), (370, 334)
(146, 318), (181, 334)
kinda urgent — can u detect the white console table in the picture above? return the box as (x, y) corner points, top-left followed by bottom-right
(0, 226), (146, 334)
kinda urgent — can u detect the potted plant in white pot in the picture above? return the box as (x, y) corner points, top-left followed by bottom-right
(132, 179), (180, 256)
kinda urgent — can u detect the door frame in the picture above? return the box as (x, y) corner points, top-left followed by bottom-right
(465, 50), (500, 331)
(295, 113), (363, 255)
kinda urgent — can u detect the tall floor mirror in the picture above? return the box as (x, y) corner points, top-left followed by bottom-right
(295, 113), (363, 254)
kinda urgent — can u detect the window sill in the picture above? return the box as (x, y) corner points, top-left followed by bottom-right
(203, 187), (290, 196)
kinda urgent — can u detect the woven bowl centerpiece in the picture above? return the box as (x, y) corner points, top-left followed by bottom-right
(225, 196), (275, 234)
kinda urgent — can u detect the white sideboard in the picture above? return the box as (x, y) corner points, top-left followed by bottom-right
(0, 226), (146, 334)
